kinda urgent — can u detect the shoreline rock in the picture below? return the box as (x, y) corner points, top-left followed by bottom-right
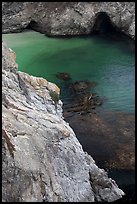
(2, 2), (135, 39)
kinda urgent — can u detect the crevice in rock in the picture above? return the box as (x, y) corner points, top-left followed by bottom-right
(89, 171), (98, 202)
(2, 129), (16, 158)
(17, 73), (31, 102)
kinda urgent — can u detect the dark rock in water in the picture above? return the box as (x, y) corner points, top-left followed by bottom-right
(63, 92), (103, 115)
(62, 80), (102, 114)
(72, 80), (96, 93)
(60, 79), (101, 114)
(92, 94), (103, 106)
(56, 72), (71, 80)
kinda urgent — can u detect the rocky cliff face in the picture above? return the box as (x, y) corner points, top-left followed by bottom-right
(2, 2), (135, 39)
(2, 42), (125, 202)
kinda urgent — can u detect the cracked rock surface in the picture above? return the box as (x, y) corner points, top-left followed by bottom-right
(2, 2), (135, 39)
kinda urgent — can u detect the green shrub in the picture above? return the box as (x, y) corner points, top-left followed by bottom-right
(49, 90), (60, 104)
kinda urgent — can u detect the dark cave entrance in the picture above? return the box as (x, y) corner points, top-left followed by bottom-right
(25, 20), (48, 34)
(91, 11), (134, 51)
(26, 20), (40, 32)
(92, 12), (119, 35)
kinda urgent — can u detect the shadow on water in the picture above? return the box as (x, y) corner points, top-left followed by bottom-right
(90, 31), (135, 55)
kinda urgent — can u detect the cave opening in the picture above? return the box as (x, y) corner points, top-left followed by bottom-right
(26, 20), (40, 31)
(92, 12), (119, 35)
(91, 11), (134, 48)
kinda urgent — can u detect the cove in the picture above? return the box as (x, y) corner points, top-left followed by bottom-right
(2, 30), (135, 113)
(2, 30), (135, 201)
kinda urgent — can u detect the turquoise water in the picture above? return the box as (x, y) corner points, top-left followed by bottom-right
(2, 30), (135, 113)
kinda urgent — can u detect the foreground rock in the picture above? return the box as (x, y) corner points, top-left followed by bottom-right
(2, 42), (124, 202)
(2, 2), (135, 39)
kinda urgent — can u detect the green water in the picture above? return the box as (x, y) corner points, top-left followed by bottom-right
(2, 30), (135, 113)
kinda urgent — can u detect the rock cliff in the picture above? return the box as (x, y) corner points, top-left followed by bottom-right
(2, 2), (135, 39)
(2, 42), (124, 202)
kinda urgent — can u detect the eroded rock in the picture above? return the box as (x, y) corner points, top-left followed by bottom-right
(2, 2), (135, 39)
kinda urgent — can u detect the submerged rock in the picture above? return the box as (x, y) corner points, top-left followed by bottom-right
(56, 72), (71, 80)
(63, 93), (103, 115)
(72, 80), (96, 93)
(2, 42), (124, 202)
(63, 80), (102, 114)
